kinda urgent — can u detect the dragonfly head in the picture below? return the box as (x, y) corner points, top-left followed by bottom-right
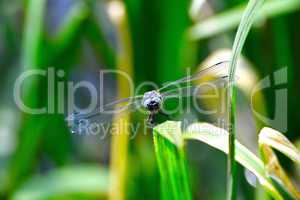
(142, 90), (163, 112)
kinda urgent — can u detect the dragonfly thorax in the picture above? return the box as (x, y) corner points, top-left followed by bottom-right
(142, 90), (163, 112)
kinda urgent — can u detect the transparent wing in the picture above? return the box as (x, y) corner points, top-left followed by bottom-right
(161, 76), (228, 98)
(66, 96), (144, 135)
(158, 61), (229, 92)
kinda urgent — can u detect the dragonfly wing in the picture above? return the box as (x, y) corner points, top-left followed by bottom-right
(158, 61), (229, 92)
(66, 96), (144, 135)
(161, 76), (228, 98)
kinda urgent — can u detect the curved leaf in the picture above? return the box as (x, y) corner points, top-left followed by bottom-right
(153, 121), (283, 200)
(259, 127), (300, 199)
(183, 122), (282, 200)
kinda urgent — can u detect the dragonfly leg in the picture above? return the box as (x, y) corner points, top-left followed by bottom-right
(147, 113), (156, 127)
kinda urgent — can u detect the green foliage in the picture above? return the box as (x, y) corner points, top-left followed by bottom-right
(153, 121), (300, 200)
(7, 0), (48, 193)
(0, 0), (300, 199)
(4, 0), (114, 194)
(153, 121), (192, 200)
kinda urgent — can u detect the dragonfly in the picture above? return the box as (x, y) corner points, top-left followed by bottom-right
(66, 61), (230, 135)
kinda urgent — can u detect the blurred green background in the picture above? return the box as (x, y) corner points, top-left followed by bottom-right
(0, 0), (299, 199)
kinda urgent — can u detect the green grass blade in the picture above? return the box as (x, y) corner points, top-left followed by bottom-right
(6, 0), (85, 193)
(155, 0), (195, 84)
(4, 0), (47, 193)
(85, 16), (116, 68)
(21, 0), (45, 70)
(183, 122), (283, 200)
(11, 165), (109, 200)
(189, 0), (300, 40)
(228, 0), (264, 199)
(47, 2), (89, 64)
(152, 121), (287, 199)
(153, 121), (192, 200)
(229, 0), (264, 78)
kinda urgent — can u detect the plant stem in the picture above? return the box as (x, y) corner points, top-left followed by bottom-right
(227, 0), (264, 199)
(227, 84), (237, 200)
(6, 0), (46, 193)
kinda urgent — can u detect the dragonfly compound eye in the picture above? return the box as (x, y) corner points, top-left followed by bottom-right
(146, 100), (161, 111)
